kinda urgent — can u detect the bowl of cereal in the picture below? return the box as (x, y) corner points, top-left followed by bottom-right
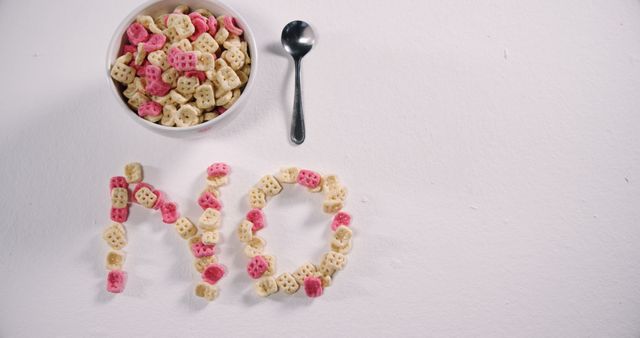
(106, 0), (256, 136)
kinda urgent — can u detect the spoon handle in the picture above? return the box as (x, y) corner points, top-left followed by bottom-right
(291, 58), (305, 144)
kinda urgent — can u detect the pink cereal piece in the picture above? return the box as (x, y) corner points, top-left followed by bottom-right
(160, 201), (179, 224)
(198, 191), (222, 211)
(167, 47), (182, 67)
(246, 209), (265, 232)
(106, 270), (127, 293)
(303, 276), (323, 298)
(126, 22), (149, 44)
(174, 51), (197, 71)
(191, 240), (215, 258)
(189, 17), (209, 41)
(223, 16), (243, 36)
(145, 65), (162, 82)
(110, 207), (129, 223)
(145, 79), (171, 97)
(110, 176), (128, 189)
(208, 18), (218, 36)
(138, 101), (162, 117)
(188, 12), (206, 22)
(247, 255), (268, 279)
(122, 44), (137, 54)
(206, 162), (230, 177)
(143, 34), (167, 53)
(297, 169), (321, 189)
(202, 263), (225, 284)
(331, 211), (352, 231)
(216, 107), (227, 114)
(184, 70), (206, 83)
(133, 60), (150, 76)
(163, 15), (169, 25)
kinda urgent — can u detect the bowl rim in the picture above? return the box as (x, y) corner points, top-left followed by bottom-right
(105, 0), (258, 132)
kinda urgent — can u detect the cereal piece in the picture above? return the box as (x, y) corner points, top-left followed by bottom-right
(116, 52), (133, 65)
(236, 69), (248, 86)
(303, 276), (323, 298)
(292, 263), (317, 285)
(189, 16), (208, 42)
(123, 162), (143, 183)
(137, 101), (162, 117)
(110, 207), (129, 223)
(163, 26), (180, 42)
(194, 8), (213, 18)
(214, 26), (229, 45)
(195, 282), (218, 301)
(144, 114), (162, 123)
(202, 264), (225, 284)
(196, 52), (214, 71)
(172, 4), (189, 14)
(331, 211), (351, 231)
(160, 104), (176, 126)
(127, 92), (149, 109)
(106, 270), (127, 293)
(147, 50), (170, 70)
(276, 273), (299, 295)
(309, 176), (323, 193)
(110, 62), (135, 84)
(215, 66), (241, 91)
(169, 90), (189, 104)
(170, 38), (193, 52)
(316, 273), (332, 287)
(162, 67), (179, 86)
(248, 187), (266, 209)
(106, 250), (126, 270)
(173, 51), (198, 71)
(142, 34), (166, 53)
(216, 107), (227, 114)
(203, 112), (219, 121)
(134, 43), (147, 65)
(109, 176), (128, 189)
(126, 22), (149, 44)
(254, 276), (278, 297)
(121, 45), (136, 55)
(175, 104), (199, 127)
(297, 169), (322, 189)
(167, 14), (195, 39)
(198, 191), (222, 210)
(103, 222), (127, 250)
(174, 217), (197, 239)
(246, 208), (265, 232)
(133, 183), (158, 208)
(192, 32), (219, 54)
(145, 65), (162, 82)
(160, 201), (179, 224)
(201, 230), (219, 245)
(205, 162), (229, 177)
(277, 167), (299, 183)
(223, 47), (245, 70)
(185, 70), (206, 82)
(323, 199), (344, 214)
(247, 255), (268, 279)
(155, 15), (168, 30)
(202, 185), (220, 197)
(222, 35), (241, 50)
(320, 251), (347, 276)
(194, 84), (215, 109)
(208, 15), (218, 35)
(145, 79), (171, 97)
(123, 77), (144, 99)
(237, 220), (253, 242)
(244, 237), (265, 257)
(176, 76), (200, 96)
(258, 175), (282, 196)
(111, 187), (128, 208)
(198, 207), (221, 230)
(215, 90), (233, 106)
(263, 255), (276, 276)
(194, 256), (217, 273)
(214, 58), (228, 71)
(222, 89), (241, 109)
(191, 240), (215, 258)
(206, 175), (228, 188)
(223, 16), (243, 36)
(136, 15), (163, 34)
(331, 225), (352, 253)
(244, 244), (264, 258)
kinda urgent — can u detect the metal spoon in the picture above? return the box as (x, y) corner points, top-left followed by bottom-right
(281, 20), (316, 145)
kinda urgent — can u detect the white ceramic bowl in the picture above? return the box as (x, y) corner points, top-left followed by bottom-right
(106, 0), (257, 137)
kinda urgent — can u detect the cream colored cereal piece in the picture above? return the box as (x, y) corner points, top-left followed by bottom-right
(206, 175), (228, 188)
(162, 68), (179, 86)
(292, 263), (317, 285)
(222, 35), (241, 50)
(176, 76), (199, 96)
(198, 115), (204, 124)
(195, 283), (219, 301)
(214, 58), (228, 71)
(258, 175), (282, 196)
(192, 33), (219, 54)
(236, 69), (248, 87)
(323, 199), (344, 214)
(241, 63), (251, 76)
(123, 77), (144, 99)
(215, 66), (241, 91)
(124, 162), (143, 184)
(244, 236), (266, 257)
(170, 38), (193, 52)
(222, 47), (245, 70)
(194, 84), (215, 109)
(202, 230), (219, 245)
(275, 273), (299, 295)
(237, 220), (253, 243)
(136, 15), (163, 34)
(135, 186), (157, 208)
(331, 240), (352, 254)
(167, 14), (195, 39)
(202, 185), (220, 197)
(144, 114), (162, 123)
(169, 90), (189, 105)
(204, 112), (219, 121)
(115, 53), (133, 65)
(198, 208), (221, 230)
(244, 245), (263, 258)
(128, 92), (149, 109)
(155, 15), (168, 30)
(194, 256), (218, 273)
(173, 4), (189, 13)
(188, 234), (202, 247)
(148, 50), (170, 70)
(175, 217), (197, 239)
(277, 167), (299, 183)
(331, 225), (353, 253)
(134, 43), (147, 66)
(215, 90), (233, 106)
(160, 105), (177, 126)
(194, 8), (213, 17)
(106, 250), (126, 270)
(254, 276), (278, 297)
(323, 175), (340, 191)
(240, 41), (248, 53)
(321, 251), (347, 272)
(327, 187), (348, 203)
(103, 222), (127, 250)
(214, 26), (229, 45)
(222, 89), (241, 109)
(163, 26), (180, 42)
(315, 272), (332, 287)
(263, 255), (276, 276)
(196, 52), (215, 71)
(248, 187), (266, 209)
(111, 187), (128, 208)
(175, 104), (199, 127)
(110, 62), (135, 84)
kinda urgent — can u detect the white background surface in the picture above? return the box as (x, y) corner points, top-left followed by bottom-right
(1, 0), (639, 337)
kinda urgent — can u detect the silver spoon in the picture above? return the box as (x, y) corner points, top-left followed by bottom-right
(281, 20), (316, 145)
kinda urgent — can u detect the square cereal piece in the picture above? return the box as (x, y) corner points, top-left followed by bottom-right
(134, 186), (157, 208)
(192, 32), (219, 54)
(323, 199), (344, 214)
(106, 250), (126, 270)
(322, 251), (347, 271)
(195, 282), (219, 301)
(148, 50), (170, 70)
(206, 175), (229, 188)
(258, 175), (282, 196)
(292, 263), (317, 285)
(194, 84), (215, 109)
(277, 167), (299, 183)
(254, 276), (278, 297)
(244, 236), (266, 257)
(248, 187), (266, 209)
(276, 273), (299, 295)
(128, 92), (149, 109)
(110, 62), (135, 84)
(331, 225), (353, 254)
(167, 14), (195, 39)
(198, 208), (221, 230)
(194, 255), (218, 273)
(111, 187), (128, 208)
(202, 230), (219, 245)
(215, 66), (241, 91)
(174, 217), (197, 239)
(176, 75), (200, 96)
(223, 47), (245, 70)
(124, 162), (143, 183)
(237, 220), (253, 243)
(103, 222), (127, 250)
(263, 255), (276, 277)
